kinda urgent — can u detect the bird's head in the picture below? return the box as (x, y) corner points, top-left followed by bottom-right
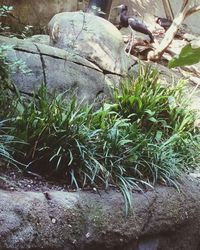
(113, 4), (128, 14)
(87, 5), (106, 16)
(154, 15), (160, 23)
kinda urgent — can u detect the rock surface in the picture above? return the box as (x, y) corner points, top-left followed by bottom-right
(0, 12), (135, 104)
(48, 11), (130, 75)
(24, 35), (50, 45)
(1, 177), (200, 250)
(0, 35), (126, 104)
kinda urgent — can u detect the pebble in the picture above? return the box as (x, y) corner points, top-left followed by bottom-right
(51, 218), (57, 224)
(86, 232), (90, 238)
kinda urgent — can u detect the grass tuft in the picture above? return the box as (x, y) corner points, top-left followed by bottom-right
(3, 66), (200, 214)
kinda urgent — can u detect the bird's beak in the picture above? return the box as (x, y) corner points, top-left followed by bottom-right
(98, 10), (106, 15)
(112, 5), (123, 10)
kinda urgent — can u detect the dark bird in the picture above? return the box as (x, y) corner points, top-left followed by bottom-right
(155, 16), (172, 31)
(86, 0), (107, 18)
(115, 4), (154, 43)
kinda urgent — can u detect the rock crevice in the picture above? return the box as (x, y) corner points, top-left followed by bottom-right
(34, 43), (47, 86)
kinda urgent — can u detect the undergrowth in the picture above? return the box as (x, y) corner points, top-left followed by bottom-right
(2, 65), (200, 214)
(0, 30), (23, 170)
(0, 120), (15, 163)
(0, 5), (199, 213)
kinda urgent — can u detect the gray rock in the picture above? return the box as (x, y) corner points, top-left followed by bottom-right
(48, 12), (130, 75)
(1, 177), (200, 249)
(24, 35), (50, 45)
(1, 12), (137, 105)
(0, 35), (119, 104)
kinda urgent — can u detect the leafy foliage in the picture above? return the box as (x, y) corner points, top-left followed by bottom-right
(0, 2), (199, 213)
(0, 5), (18, 173)
(0, 45), (15, 118)
(0, 120), (13, 162)
(8, 66), (200, 214)
(0, 44), (31, 118)
(0, 4), (34, 38)
(0, 5), (13, 34)
(12, 86), (96, 181)
(0, 37), (31, 118)
(168, 44), (200, 68)
(113, 66), (196, 135)
(0, 119), (22, 169)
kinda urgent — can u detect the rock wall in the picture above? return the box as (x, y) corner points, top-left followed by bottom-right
(1, 177), (200, 249)
(0, 35), (117, 104)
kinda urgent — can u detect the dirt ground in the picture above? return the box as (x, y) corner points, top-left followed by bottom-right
(0, 162), (111, 193)
(0, 162), (71, 192)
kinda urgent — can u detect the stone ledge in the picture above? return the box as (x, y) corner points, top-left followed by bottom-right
(0, 177), (200, 250)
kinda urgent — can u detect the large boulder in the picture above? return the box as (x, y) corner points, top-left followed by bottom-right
(1, 177), (200, 249)
(0, 13), (133, 104)
(0, 35), (124, 104)
(48, 12), (130, 75)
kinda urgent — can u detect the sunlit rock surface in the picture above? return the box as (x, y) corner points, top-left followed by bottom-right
(48, 11), (129, 75)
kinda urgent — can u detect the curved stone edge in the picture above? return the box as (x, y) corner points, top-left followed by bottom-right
(0, 177), (200, 250)
(0, 35), (102, 72)
(48, 11), (129, 75)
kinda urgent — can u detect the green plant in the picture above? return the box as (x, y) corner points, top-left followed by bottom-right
(0, 45), (15, 118)
(0, 120), (13, 161)
(87, 65), (200, 211)
(0, 5), (32, 179)
(0, 5), (13, 34)
(9, 66), (200, 214)
(0, 119), (21, 166)
(112, 65), (196, 136)
(169, 44), (200, 68)
(0, 118), (24, 185)
(12, 85), (95, 180)
(0, 4), (34, 38)
(0, 44), (31, 118)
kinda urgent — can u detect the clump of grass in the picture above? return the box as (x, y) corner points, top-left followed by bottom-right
(8, 66), (200, 214)
(0, 120), (14, 162)
(12, 85), (94, 181)
(113, 65), (196, 136)
(0, 119), (22, 172)
(0, 45), (14, 118)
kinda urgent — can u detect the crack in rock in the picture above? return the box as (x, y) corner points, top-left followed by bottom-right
(14, 46), (120, 77)
(141, 194), (158, 234)
(34, 44), (47, 86)
(84, 56), (123, 77)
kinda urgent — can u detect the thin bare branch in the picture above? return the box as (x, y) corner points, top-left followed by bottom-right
(148, 1), (190, 61)
(181, 0), (190, 10)
(186, 5), (200, 17)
